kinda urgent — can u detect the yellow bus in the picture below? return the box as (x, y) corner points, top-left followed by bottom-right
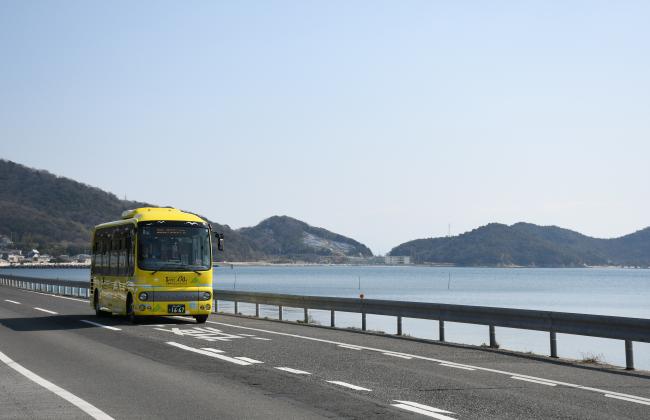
(89, 207), (223, 323)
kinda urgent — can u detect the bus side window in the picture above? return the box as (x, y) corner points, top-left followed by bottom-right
(126, 228), (134, 276)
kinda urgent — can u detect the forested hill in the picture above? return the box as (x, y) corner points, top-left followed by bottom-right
(0, 160), (373, 262)
(389, 222), (650, 267)
(0, 159), (149, 255)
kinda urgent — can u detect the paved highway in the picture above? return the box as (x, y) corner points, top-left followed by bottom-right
(1, 284), (649, 419)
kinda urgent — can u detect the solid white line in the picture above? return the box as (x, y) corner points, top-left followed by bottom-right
(0, 350), (113, 420)
(235, 357), (264, 364)
(201, 348), (225, 354)
(34, 307), (58, 314)
(440, 363), (475, 371)
(604, 394), (650, 406)
(326, 381), (371, 391)
(391, 403), (457, 420)
(23, 290), (87, 302)
(80, 320), (122, 331)
(207, 320), (650, 404)
(166, 342), (251, 366)
(4, 299), (20, 304)
(511, 376), (557, 386)
(383, 352), (413, 359)
(394, 400), (455, 414)
(275, 367), (311, 375)
(338, 344), (362, 350)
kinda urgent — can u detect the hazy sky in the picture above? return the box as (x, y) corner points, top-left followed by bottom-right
(1, 1), (648, 254)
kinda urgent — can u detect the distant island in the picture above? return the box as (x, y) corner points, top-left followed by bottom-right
(389, 222), (650, 268)
(1, 159), (648, 268)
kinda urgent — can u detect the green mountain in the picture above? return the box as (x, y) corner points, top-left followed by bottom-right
(0, 159), (372, 262)
(389, 222), (650, 267)
(239, 216), (373, 262)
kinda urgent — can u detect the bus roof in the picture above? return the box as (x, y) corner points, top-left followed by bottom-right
(94, 207), (208, 230)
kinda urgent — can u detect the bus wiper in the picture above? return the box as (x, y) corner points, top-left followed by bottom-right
(150, 264), (182, 275)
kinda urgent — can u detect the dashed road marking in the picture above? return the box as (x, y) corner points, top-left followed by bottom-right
(166, 342), (252, 366)
(0, 350), (114, 420)
(235, 357), (264, 364)
(511, 376), (557, 386)
(239, 334), (256, 337)
(80, 320), (122, 331)
(4, 299), (20, 304)
(440, 363), (475, 371)
(604, 394), (650, 406)
(251, 337), (271, 341)
(326, 381), (371, 391)
(392, 400), (456, 420)
(34, 307), (58, 315)
(201, 348), (225, 354)
(207, 320), (650, 406)
(275, 367), (311, 375)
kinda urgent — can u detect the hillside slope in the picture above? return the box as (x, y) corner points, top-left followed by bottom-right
(238, 216), (373, 262)
(390, 223), (650, 267)
(0, 160), (373, 262)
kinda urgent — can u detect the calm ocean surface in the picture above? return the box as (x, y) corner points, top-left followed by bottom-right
(3, 265), (649, 370)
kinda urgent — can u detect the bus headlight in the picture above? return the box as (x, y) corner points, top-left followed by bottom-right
(200, 291), (211, 301)
(139, 292), (149, 301)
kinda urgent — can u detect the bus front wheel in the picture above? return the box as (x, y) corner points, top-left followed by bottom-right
(194, 315), (208, 324)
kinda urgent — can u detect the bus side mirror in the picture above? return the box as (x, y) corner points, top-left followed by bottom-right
(216, 233), (224, 251)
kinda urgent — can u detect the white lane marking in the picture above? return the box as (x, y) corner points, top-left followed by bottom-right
(383, 352), (413, 359)
(4, 299), (20, 304)
(326, 381), (371, 391)
(166, 342), (251, 366)
(395, 400), (455, 414)
(0, 350), (114, 420)
(440, 363), (475, 371)
(235, 357), (264, 364)
(338, 344), (362, 350)
(201, 348), (225, 354)
(604, 394), (650, 406)
(239, 334), (256, 337)
(392, 401), (456, 420)
(251, 337), (271, 341)
(511, 376), (557, 386)
(275, 367), (311, 375)
(23, 290), (87, 302)
(34, 307), (58, 314)
(80, 320), (122, 331)
(208, 320), (650, 404)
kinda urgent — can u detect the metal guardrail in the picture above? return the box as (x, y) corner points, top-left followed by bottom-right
(213, 289), (650, 371)
(1, 273), (647, 370)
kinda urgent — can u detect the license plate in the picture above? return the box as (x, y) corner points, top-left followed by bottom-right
(168, 304), (186, 314)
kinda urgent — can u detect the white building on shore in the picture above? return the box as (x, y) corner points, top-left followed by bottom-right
(384, 255), (411, 265)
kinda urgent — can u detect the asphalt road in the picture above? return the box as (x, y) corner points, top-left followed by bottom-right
(1, 284), (649, 419)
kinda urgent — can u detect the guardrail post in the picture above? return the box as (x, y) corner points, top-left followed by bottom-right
(362, 312), (366, 331)
(330, 310), (335, 327)
(255, 303), (259, 317)
(278, 305), (283, 320)
(625, 340), (634, 370)
(439, 320), (445, 342)
(303, 308), (308, 324)
(489, 325), (497, 348)
(550, 331), (558, 358)
(234, 301), (238, 314)
(397, 316), (402, 336)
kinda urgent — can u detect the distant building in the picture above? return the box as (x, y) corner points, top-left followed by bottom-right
(385, 255), (411, 265)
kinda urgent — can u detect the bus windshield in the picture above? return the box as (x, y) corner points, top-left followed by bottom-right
(138, 222), (211, 271)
